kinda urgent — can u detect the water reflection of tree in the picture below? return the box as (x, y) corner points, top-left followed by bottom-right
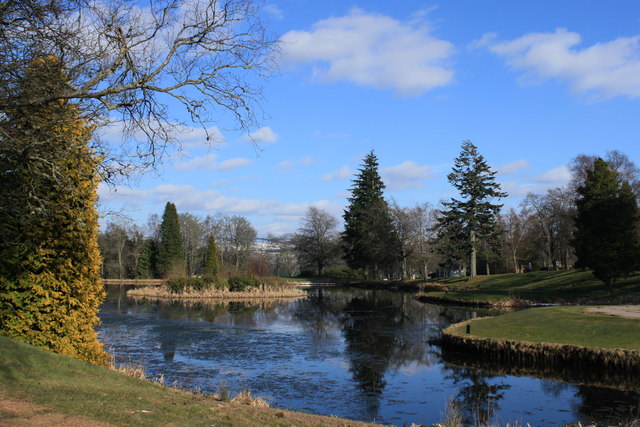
(443, 365), (510, 426)
(293, 288), (348, 340)
(572, 386), (640, 425)
(341, 293), (398, 416)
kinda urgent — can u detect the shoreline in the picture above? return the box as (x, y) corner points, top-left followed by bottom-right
(416, 294), (534, 308)
(0, 335), (380, 427)
(440, 315), (640, 375)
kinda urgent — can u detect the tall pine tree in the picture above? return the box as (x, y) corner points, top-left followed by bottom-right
(157, 202), (185, 278)
(0, 57), (109, 365)
(436, 140), (506, 277)
(342, 151), (400, 279)
(573, 158), (640, 293)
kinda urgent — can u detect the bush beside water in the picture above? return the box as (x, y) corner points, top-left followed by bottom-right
(167, 277), (208, 293)
(166, 275), (285, 294)
(227, 276), (260, 292)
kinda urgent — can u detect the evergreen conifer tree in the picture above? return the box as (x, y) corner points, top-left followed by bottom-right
(203, 233), (219, 280)
(342, 151), (400, 279)
(573, 158), (640, 293)
(0, 57), (109, 365)
(436, 140), (507, 277)
(157, 202), (185, 278)
(136, 239), (158, 279)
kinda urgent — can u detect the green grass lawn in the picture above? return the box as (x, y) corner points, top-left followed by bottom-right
(445, 306), (640, 350)
(422, 270), (640, 304)
(0, 335), (374, 426)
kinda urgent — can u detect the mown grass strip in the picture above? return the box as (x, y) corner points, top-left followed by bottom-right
(421, 270), (640, 305)
(446, 306), (640, 349)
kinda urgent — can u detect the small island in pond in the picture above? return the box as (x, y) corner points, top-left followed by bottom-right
(126, 276), (307, 302)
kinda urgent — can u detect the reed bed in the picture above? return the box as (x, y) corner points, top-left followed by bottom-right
(127, 283), (307, 300)
(441, 318), (640, 374)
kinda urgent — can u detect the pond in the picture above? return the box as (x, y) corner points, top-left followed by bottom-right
(98, 286), (640, 426)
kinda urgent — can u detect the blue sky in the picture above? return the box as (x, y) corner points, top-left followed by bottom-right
(97, 0), (640, 236)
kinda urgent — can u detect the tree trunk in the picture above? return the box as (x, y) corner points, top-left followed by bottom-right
(117, 240), (126, 279)
(606, 278), (613, 295)
(470, 230), (477, 277)
(401, 248), (408, 279)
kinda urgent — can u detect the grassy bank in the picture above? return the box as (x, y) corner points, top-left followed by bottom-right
(0, 334), (377, 426)
(445, 306), (640, 349)
(441, 306), (640, 383)
(418, 270), (640, 305)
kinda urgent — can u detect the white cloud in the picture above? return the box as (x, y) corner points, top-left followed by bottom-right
(97, 183), (149, 203)
(322, 165), (354, 181)
(175, 153), (217, 171)
(382, 160), (432, 190)
(100, 183), (319, 219)
(496, 159), (531, 176)
(277, 156), (316, 172)
(280, 8), (455, 96)
(300, 156), (315, 165)
(95, 122), (226, 149)
(154, 184), (196, 195)
(481, 28), (640, 99)
(499, 180), (544, 198)
(277, 160), (294, 172)
(246, 126), (278, 143)
(176, 125), (226, 148)
(216, 157), (251, 171)
(532, 165), (571, 183)
(174, 154), (250, 171)
(264, 4), (284, 20)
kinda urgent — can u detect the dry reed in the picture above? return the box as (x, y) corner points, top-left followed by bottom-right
(230, 388), (270, 408)
(111, 363), (165, 385)
(127, 284), (307, 301)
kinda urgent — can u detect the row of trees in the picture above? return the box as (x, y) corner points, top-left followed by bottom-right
(292, 144), (640, 289)
(100, 144), (640, 292)
(99, 203), (258, 279)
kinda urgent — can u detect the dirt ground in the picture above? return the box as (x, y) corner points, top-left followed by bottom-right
(586, 305), (640, 319)
(0, 394), (113, 426)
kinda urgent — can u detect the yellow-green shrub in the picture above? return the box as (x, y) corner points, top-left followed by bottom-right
(0, 57), (109, 366)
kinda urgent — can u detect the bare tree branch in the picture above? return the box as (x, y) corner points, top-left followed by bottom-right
(0, 0), (279, 178)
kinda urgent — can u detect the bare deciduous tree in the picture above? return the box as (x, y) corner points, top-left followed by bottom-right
(499, 208), (530, 273)
(522, 187), (575, 270)
(1, 0), (278, 175)
(390, 201), (438, 279)
(293, 206), (341, 276)
(179, 212), (206, 276)
(571, 150), (640, 201)
(205, 214), (256, 271)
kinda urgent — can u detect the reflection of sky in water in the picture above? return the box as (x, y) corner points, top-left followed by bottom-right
(98, 287), (639, 426)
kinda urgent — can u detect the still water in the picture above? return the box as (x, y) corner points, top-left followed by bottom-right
(98, 286), (639, 426)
